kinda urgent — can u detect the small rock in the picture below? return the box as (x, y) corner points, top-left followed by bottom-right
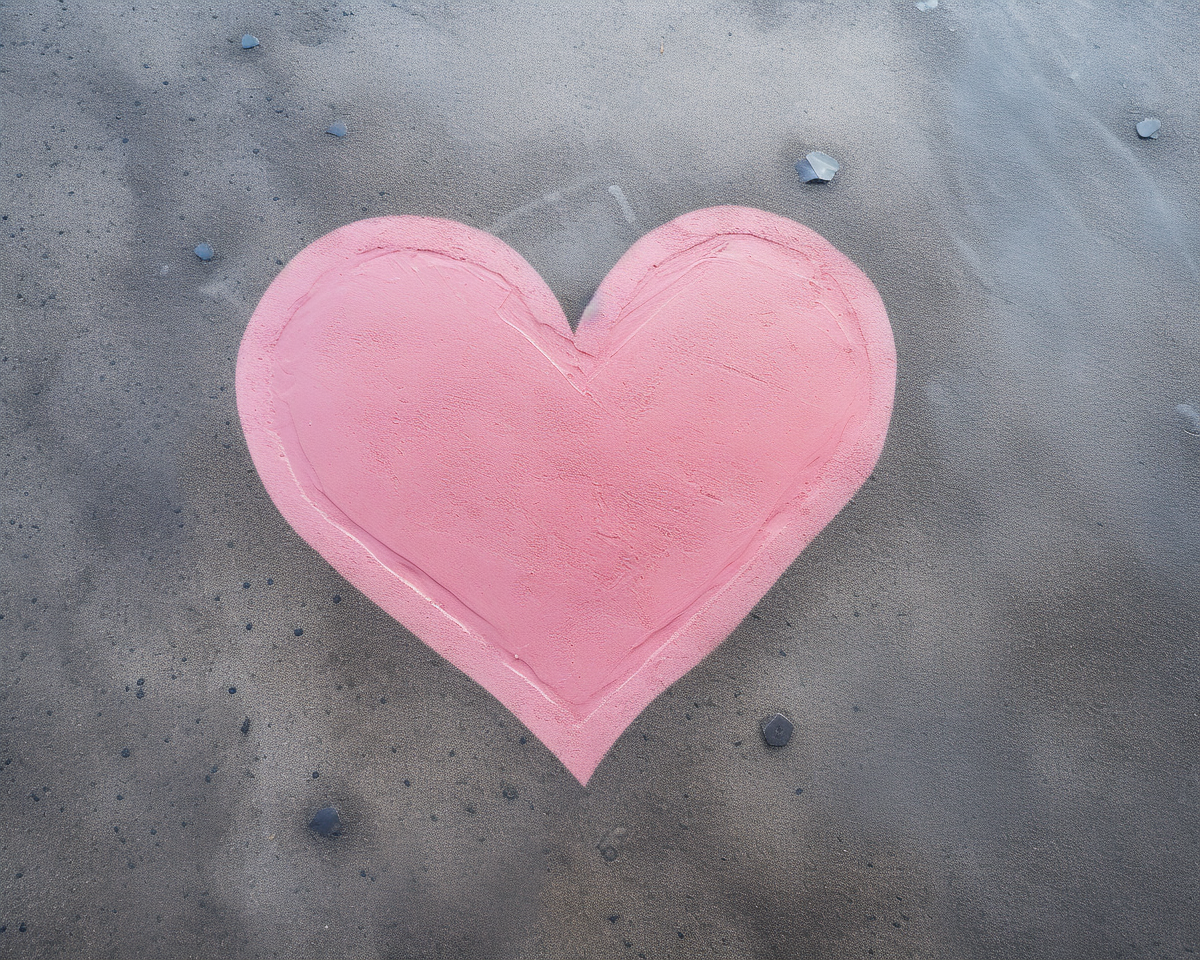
(1176, 403), (1200, 435)
(326, 121), (347, 138)
(1136, 117), (1161, 139)
(240, 716), (251, 736)
(309, 806), (342, 837)
(194, 242), (214, 261)
(795, 151), (839, 183)
(241, 35), (259, 49)
(761, 713), (794, 747)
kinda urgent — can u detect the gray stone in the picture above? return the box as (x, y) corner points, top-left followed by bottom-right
(1136, 117), (1161, 139)
(193, 242), (214, 261)
(761, 713), (794, 747)
(308, 806), (342, 837)
(241, 34), (259, 49)
(796, 151), (839, 183)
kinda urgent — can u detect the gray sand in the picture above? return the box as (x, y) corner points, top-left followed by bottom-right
(2, 0), (1198, 957)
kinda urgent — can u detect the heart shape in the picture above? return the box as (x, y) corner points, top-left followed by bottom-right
(236, 206), (895, 784)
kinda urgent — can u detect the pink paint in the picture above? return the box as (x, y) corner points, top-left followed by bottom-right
(236, 207), (896, 785)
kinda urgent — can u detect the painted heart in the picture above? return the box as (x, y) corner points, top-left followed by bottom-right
(236, 206), (896, 784)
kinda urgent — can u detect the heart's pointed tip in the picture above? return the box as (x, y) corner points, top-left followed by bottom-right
(563, 754), (600, 788)
(533, 720), (623, 788)
(570, 770), (594, 789)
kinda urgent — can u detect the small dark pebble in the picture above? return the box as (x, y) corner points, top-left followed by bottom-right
(121, 748), (131, 758)
(241, 34), (259, 49)
(294, 628), (304, 637)
(309, 806), (342, 837)
(761, 713), (793, 747)
(312, 771), (319, 779)
(194, 242), (214, 261)
(332, 595), (341, 603)
(326, 121), (347, 138)
(136, 689), (145, 699)
(240, 717), (251, 736)
(228, 687), (237, 695)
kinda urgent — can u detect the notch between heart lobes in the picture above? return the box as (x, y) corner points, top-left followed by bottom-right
(237, 206), (896, 784)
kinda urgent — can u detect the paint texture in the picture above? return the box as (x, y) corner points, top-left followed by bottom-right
(237, 207), (895, 783)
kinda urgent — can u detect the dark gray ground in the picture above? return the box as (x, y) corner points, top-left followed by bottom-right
(2, 0), (1198, 957)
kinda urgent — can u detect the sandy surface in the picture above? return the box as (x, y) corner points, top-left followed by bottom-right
(1, 0), (1198, 957)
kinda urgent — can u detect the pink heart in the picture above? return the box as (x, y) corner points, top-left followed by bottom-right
(236, 206), (895, 784)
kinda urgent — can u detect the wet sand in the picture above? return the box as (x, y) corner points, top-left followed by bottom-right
(1, 0), (1198, 956)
